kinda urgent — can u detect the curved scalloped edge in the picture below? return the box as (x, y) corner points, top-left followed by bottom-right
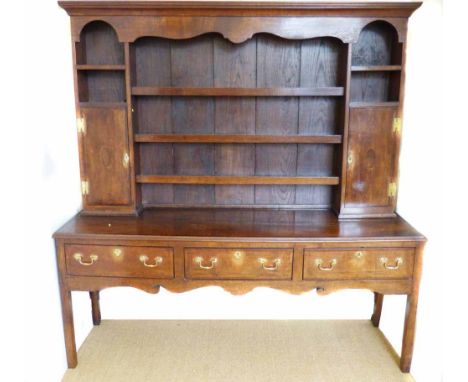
(72, 16), (407, 45)
(67, 277), (411, 297)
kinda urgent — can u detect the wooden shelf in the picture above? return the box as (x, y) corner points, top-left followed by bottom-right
(76, 64), (126, 71)
(136, 175), (340, 185)
(79, 102), (127, 108)
(131, 87), (344, 97)
(349, 101), (399, 108)
(135, 134), (343, 144)
(351, 65), (402, 72)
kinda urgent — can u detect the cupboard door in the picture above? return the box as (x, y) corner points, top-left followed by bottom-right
(342, 106), (398, 217)
(81, 107), (131, 208)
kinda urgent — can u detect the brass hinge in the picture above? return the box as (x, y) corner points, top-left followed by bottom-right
(81, 180), (89, 196)
(393, 117), (402, 135)
(77, 117), (86, 134)
(388, 182), (397, 197)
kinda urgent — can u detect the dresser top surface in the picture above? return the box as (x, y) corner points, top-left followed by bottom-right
(54, 208), (425, 242)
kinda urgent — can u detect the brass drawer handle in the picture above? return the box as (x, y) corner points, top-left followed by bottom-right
(194, 256), (218, 270)
(73, 253), (98, 266)
(258, 258), (281, 271)
(380, 257), (403, 270)
(139, 255), (163, 268)
(315, 258), (337, 271)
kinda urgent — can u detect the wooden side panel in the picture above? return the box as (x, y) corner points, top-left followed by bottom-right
(342, 106), (397, 216)
(81, 107), (131, 207)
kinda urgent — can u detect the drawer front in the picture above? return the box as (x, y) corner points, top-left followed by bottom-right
(65, 244), (174, 279)
(185, 248), (293, 280)
(303, 248), (414, 280)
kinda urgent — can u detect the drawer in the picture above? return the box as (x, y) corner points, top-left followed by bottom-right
(185, 248), (293, 280)
(65, 244), (174, 279)
(303, 248), (414, 280)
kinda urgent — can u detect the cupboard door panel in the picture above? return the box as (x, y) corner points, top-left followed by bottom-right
(81, 107), (131, 206)
(344, 106), (397, 214)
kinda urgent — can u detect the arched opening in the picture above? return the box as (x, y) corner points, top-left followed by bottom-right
(77, 21), (123, 65)
(352, 21), (401, 66)
(350, 21), (401, 103)
(76, 21), (125, 103)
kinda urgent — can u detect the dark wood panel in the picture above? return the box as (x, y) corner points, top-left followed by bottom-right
(141, 184), (174, 205)
(352, 20), (400, 66)
(78, 71), (126, 102)
(170, 35), (215, 203)
(300, 37), (343, 87)
(135, 97), (173, 203)
(350, 72), (400, 103)
(174, 143), (214, 175)
(215, 144), (255, 204)
(134, 97), (172, 133)
(214, 38), (256, 205)
(81, 107), (131, 206)
(139, 143), (173, 175)
(76, 20), (124, 65)
(297, 38), (344, 205)
(170, 35), (213, 87)
(256, 35), (301, 204)
(174, 185), (215, 204)
(345, 106), (397, 209)
(298, 98), (341, 136)
(297, 144), (334, 176)
(133, 37), (171, 87)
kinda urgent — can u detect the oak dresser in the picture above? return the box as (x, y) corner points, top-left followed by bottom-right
(54, 0), (425, 373)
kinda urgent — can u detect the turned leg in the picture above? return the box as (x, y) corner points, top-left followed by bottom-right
(371, 292), (384, 327)
(89, 291), (101, 326)
(60, 289), (77, 368)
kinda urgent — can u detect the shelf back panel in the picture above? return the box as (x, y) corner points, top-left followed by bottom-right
(131, 33), (345, 208)
(76, 21), (124, 65)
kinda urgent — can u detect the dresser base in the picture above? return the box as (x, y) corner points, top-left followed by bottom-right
(54, 209), (425, 372)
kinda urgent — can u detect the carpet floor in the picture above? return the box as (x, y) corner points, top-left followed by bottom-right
(62, 320), (415, 382)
